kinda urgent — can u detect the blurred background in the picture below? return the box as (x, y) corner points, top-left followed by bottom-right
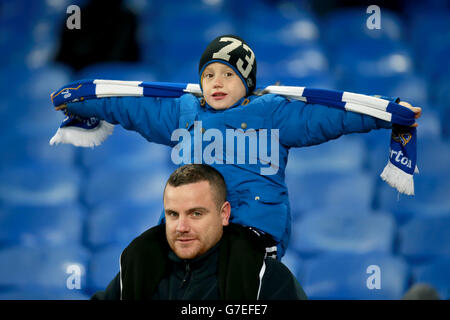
(0, 0), (449, 300)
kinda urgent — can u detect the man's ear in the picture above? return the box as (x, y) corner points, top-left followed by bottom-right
(221, 201), (231, 226)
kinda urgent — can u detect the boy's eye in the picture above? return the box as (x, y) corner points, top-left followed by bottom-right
(204, 73), (213, 79)
(225, 72), (233, 77)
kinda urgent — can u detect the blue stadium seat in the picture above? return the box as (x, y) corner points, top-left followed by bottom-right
(322, 8), (404, 51)
(0, 163), (82, 207)
(302, 253), (410, 299)
(79, 125), (173, 171)
(87, 245), (124, 294)
(77, 62), (158, 82)
(286, 135), (367, 175)
(82, 165), (172, 209)
(286, 135), (373, 215)
(290, 212), (395, 256)
(435, 79), (450, 139)
(86, 202), (162, 249)
(408, 12), (450, 74)
(412, 257), (450, 300)
(269, 45), (330, 83)
(332, 43), (414, 92)
(243, 18), (320, 57)
(287, 170), (375, 218)
(0, 64), (71, 107)
(0, 204), (85, 248)
(399, 216), (450, 262)
(0, 245), (90, 291)
(0, 288), (90, 300)
(0, 129), (76, 168)
(19, 64), (73, 102)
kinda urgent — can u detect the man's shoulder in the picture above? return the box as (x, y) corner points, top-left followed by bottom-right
(260, 257), (308, 300)
(264, 257), (293, 277)
(122, 224), (166, 255)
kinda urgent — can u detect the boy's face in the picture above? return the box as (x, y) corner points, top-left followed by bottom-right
(201, 62), (246, 110)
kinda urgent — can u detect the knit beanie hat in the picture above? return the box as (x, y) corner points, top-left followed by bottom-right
(198, 35), (257, 95)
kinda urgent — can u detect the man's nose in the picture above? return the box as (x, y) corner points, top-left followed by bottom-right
(176, 216), (190, 233)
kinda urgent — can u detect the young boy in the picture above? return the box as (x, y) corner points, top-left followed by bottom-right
(61, 35), (421, 258)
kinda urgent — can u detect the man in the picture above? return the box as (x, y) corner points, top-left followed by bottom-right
(92, 164), (306, 300)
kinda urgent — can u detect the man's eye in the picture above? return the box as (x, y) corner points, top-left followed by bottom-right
(167, 212), (178, 218)
(192, 211), (202, 217)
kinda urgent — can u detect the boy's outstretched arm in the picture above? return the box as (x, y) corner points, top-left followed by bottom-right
(58, 95), (182, 146)
(273, 96), (421, 148)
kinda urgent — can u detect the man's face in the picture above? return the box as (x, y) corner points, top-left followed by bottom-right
(164, 180), (230, 260)
(201, 62), (246, 110)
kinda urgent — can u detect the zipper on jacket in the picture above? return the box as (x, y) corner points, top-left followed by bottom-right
(180, 262), (191, 289)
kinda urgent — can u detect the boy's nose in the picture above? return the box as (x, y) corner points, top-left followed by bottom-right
(213, 78), (223, 88)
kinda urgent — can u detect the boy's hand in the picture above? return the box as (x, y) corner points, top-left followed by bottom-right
(55, 103), (68, 111)
(399, 101), (422, 127)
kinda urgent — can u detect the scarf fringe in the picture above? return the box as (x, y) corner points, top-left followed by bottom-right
(380, 161), (416, 196)
(49, 121), (114, 148)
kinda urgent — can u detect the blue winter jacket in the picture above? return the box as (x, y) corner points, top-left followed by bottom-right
(67, 93), (392, 256)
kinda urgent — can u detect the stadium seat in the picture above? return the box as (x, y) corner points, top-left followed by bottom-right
(287, 170), (376, 218)
(79, 125), (173, 171)
(269, 45), (330, 84)
(301, 252), (410, 299)
(408, 12), (450, 75)
(87, 245), (123, 294)
(399, 216), (450, 262)
(332, 43), (414, 92)
(0, 245), (90, 291)
(322, 8), (404, 51)
(0, 128), (76, 168)
(86, 202), (162, 249)
(0, 288), (90, 300)
(77, 62), (158, 82)
(290, 212), (396, 256)
(82, 165), (172, 209)
(0, 204), (85, 248)
(20, 64), (73, 102)
(0, 163), (82, 207)
(412, 257), (450, 300)
(286, 135), (367, 175)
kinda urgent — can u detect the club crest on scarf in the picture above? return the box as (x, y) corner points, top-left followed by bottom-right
(392, 131), (412, 146)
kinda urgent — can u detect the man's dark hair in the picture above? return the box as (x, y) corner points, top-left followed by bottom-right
(164, 164), (227, 208)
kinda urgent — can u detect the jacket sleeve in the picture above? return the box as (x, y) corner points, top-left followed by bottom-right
(66, 95), (181, 146)
(271, 96), (393, 148)
(90, 272), (121, 300)
(258, 258), (307, 300)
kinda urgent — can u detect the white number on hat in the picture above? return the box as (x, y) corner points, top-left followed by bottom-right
(236, 44), (255, 78)
(212, 37), (255, 78)
(212, 37), (242, 61)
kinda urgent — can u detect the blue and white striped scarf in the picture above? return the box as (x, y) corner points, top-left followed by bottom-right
(50, 80), (419, 195)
